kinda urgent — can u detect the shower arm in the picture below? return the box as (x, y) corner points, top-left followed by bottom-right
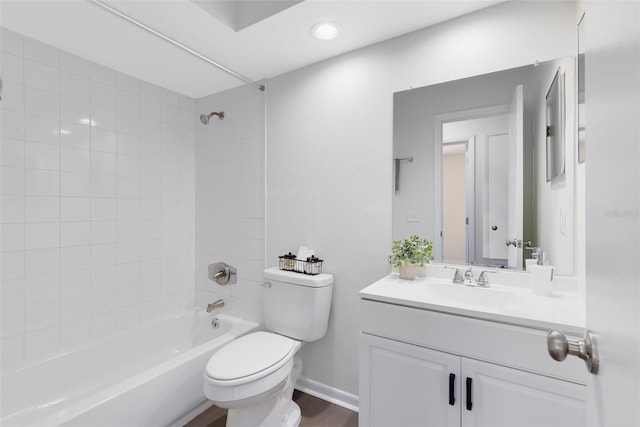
(89, 0), (265, 92)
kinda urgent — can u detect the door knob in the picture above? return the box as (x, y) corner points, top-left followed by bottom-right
(547, 330), (599, 374)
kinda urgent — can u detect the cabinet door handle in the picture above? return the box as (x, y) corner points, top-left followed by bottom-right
(448, 373), (455, 405)
(466, 377), (473, 411)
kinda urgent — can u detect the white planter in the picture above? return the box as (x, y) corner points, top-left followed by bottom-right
(399, 265), (417, 280)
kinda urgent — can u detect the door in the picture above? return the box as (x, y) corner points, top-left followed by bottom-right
(460, 358), (585, 427)
(359, 333), (460, 427)
(506, 84), (524, 268)
(582, 2), (640, 426)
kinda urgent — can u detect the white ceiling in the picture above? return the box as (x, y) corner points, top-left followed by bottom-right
(2, 0), (505, 99)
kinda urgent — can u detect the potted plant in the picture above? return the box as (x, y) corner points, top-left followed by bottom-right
(388, 235), (434, 280)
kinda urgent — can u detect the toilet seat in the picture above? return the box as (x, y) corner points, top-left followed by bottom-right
(204, 332), (301, 405)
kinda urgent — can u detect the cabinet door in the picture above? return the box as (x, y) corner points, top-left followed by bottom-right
(360, 333), (460, 427)
(461, 358), (586, 427)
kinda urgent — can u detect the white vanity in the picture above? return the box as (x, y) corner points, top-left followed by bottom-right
(359, 269), (587, 427)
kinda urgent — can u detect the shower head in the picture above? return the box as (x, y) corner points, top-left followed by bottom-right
(200, 111), (225, 125)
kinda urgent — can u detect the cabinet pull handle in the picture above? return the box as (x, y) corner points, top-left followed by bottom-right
(449, 373), (455, 405)
(466, 377), (473, 411)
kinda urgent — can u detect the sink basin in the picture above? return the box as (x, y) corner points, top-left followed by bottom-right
(359, 274), (585, 331)
(417, 279), (519, 309)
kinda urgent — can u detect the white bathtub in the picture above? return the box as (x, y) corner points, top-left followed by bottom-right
(1, 310), (259, 426)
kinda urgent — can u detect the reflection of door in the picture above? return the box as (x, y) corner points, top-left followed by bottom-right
(507, 85), (524, 268)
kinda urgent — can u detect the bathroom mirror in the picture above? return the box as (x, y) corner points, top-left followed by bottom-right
(393, 57), (577, 273)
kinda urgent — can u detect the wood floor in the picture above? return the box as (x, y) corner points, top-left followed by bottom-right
(184, 390), (358, 427)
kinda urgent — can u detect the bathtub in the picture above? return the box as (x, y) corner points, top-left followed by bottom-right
(1, 310), (259, 426)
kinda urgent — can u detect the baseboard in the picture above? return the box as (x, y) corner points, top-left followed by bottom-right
(295, 376), (359, 413)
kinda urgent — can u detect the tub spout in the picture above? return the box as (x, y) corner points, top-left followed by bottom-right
(206, 299), (225, 313)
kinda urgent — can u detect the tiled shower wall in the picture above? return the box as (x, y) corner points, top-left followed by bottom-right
(194, 85), (265, 324)
(0, 28), (196, 367)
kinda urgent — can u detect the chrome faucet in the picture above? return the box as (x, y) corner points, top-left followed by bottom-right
(206, 298), (225, 313)
(476, 270), (495, 287)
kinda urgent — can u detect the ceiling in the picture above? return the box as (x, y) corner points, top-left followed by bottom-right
(2, 0), (505, 99)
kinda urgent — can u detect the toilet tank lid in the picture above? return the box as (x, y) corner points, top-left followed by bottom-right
(264, 267), (333, 287)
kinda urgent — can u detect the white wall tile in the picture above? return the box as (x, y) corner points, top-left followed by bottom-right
(60, 222), (91, 247)
(23, 37), (58, 67)
(60, 96), (90, 125)
(24, 247), (59, 278)
(91, 198), (117, 221)
(91, 244), (117, 268)
(117, 133), (140, 157)
(61, 171), (91, 197)
(25, 223), (59, 249)
(1, 28), (23, 56)
(1, 80), (25, 112)
(25, 87), (58, 119)
(1, 224), (24, 251)
(60, 245), (91, 272)
(60, 319), (90, 348)
(1, 32), (195, 365)
(25, 115), (59, 145)
(1, 306), (25, 338)
(60, 51), (90, 78)
(91, 104), (117, 130)
(24, 59), (59, 93)
(25, 142), (59, 170)
(1, 334), (24, 369)
(24, 325), (60, 360)
(91, 221), (117, 244)
(117, 90), (139, 113)
(2, 109), (25, 139)
(2, 52), (24, 84)
(91, 151), (116, 175)
(60, 71), (90, 101)
(60, 122), (90, 149)
(1, 279), (25, 309)
(91, 80), (117, 109)
(1, 251), (24, 281)
(1, 138), (25, 168)
(60, 147), (90, 173)
(25, 196), (58, 222)
(91, 127), (117, 153)
(60, 293), (91, 323)
(25, 169), (58, 196)
(60, 269), (90, 296)
(61, 197), (90, 222)
(24, 273), (59, 304)
(117, 73), (140, 94)
(91, 311), (116, 338)
(90, 63), (116, 87)
(91, 174), (116, 198)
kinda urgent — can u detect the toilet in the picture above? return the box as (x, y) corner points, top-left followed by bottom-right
(203, 267), (334, 427)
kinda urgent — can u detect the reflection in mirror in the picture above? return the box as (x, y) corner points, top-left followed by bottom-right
(393, 58), (577, 273)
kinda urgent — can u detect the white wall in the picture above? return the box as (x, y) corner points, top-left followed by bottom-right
(0, 29), (196, 368)
(266, 1), (577, 397)
(194, 85), (265, 324)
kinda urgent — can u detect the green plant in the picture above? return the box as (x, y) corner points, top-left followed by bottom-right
(388, 235), (434, 267)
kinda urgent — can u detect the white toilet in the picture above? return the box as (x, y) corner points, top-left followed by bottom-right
(203, 267), (334, 427)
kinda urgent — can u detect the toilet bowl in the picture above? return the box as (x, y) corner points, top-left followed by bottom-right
(203, 268), (333, 427)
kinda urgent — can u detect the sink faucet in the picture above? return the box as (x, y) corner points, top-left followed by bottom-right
(206, 298), (225, 313)
(476, 270), (495, 287)
(446, 266), (465, 284)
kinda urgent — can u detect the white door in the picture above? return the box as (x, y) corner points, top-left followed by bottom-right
(581, 2), (640, 426)
(507, 85), (524, 268)
(359, 333), (460, 427)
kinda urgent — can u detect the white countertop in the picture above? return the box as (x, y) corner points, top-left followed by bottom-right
(360, 273), (585, 334)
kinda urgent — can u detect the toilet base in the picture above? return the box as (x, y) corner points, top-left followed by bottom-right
(224, 356), (303, 427)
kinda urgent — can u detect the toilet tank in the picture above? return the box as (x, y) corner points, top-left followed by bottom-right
(263, 267), (333, 342)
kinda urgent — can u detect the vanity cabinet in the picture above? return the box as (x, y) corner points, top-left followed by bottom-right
(359, 299), (587, 427)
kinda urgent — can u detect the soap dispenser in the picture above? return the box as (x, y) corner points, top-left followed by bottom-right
(529, 250), (554, 296)
(525, 247), (542, 271)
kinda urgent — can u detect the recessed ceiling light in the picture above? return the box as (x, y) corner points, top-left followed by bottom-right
(310, 22), (340, 40)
